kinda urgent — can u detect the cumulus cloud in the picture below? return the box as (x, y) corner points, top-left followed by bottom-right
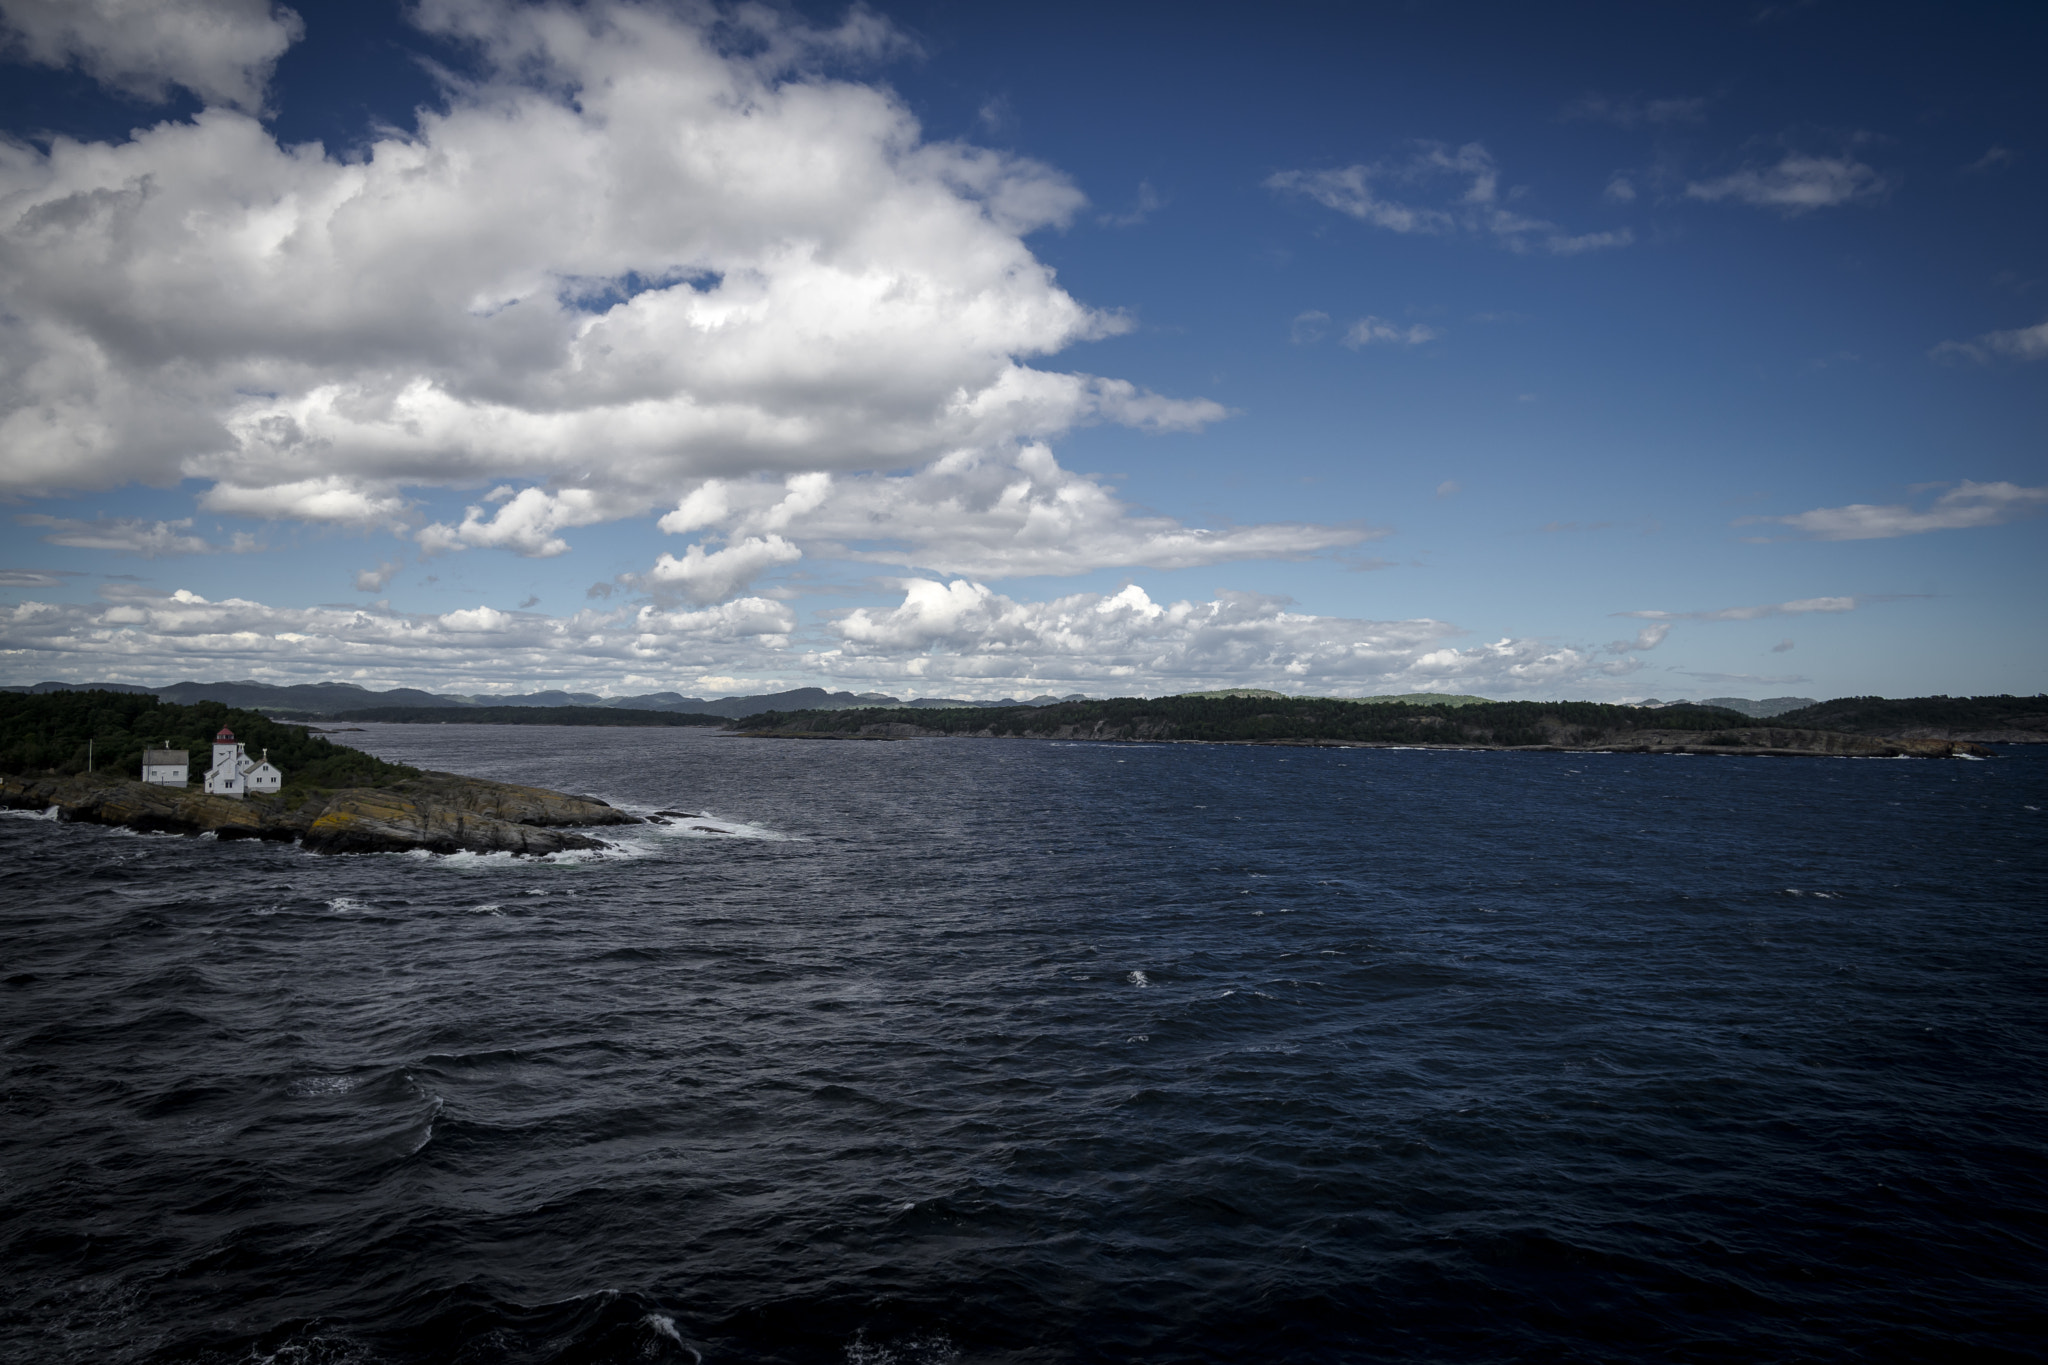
(816, 579), (1652, 694)
(1267, 141), (1633, 256)
(646, 446), (1372, 580)
(0, 0), (1221, 545)
(18, 514), (215, 556)
(1344, 317), (1438, 347)
(1931, 318), (2048, 364)
(418, 487), (628, 558)
(354, 559), (402, 593)
(3, 577), (1669, 698)
(0, 582), (796, 690)
(629, 535), (804, 605)
(199, 476), (409, 528)
(1616, 596), (1862, 622)
(0, 0), (302, 111)
(1741, 481), (2048, 539)
(1685, 152), (1888, 213)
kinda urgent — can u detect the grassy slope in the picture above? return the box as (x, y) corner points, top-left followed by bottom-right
(0, 690), (417, 797)
(735, 696), (1750, 745)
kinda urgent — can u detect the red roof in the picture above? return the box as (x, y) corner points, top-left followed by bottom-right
(215, 727), (235, 741)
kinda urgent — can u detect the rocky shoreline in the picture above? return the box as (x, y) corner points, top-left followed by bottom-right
(0, 769), (642, 855)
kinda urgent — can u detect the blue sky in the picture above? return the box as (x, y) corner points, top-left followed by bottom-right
(0, 0), (2041, 701)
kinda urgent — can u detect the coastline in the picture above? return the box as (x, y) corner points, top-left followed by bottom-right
(735, 723), (1994, 758)
(0, 768), (642, 855)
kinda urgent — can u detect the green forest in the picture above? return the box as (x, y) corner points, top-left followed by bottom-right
(735, 695), (1754, 746)
(330, 705), (728, 726)
(0, 690), (418, 795)
(1769, 695), (2047, 734)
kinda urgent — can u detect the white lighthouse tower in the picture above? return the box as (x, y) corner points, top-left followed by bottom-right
(201, 727), (283, 798)
(204, 726), (247, 797)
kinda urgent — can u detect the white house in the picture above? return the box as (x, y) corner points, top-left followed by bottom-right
(203, 727), (284, 798)
(141, 748), (188, 786)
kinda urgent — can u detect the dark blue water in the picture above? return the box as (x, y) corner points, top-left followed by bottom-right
(3, 726), (2044, 1364)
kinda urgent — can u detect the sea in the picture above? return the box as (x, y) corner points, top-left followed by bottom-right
(2, 724), (2044, 1364)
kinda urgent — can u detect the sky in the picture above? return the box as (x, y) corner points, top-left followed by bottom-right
(0, 0), (2041, 702)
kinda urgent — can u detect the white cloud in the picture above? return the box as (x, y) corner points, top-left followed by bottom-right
(0, 0), (1220, 538)
(1435, 480), (1461, 498)
(1684, 152), (1888, 213)
(418, 487), (626, 558)
(629, 535), (804, 605)
(18, 514), (214, 556)
(1605, 623), (1670, 654)
(354, 559), (402, 593)
(1603, 175), (1637, 204)
(1344, 317), (1439, 347)
(0, 0), (302, 111)
(1931, 318), (2048, 364)
(648, 446), (1372, 579)
(1267, 141), (1633, 256)
(817, 580), (1652, 694)
(0, 582), (796, 690)
(1617, 596), (1862, 622)
(1742, 481), (2048, 539)
(2, 578), (1665, 699)
(199, 476), (409, 528)
(1289, 311), (1331, 345)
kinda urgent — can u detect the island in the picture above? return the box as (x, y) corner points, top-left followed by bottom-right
(0, 691), (641, 854)
(729, 695), (2001, 757)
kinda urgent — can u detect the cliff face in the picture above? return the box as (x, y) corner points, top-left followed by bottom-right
(0, 769), (640, 855)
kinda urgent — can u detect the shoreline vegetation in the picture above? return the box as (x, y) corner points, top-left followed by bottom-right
(0, 691), (640, 854)
(727, 696), (2017, 756)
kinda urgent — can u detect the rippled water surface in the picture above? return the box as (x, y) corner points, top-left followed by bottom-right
(3, 725), (2045, 1363)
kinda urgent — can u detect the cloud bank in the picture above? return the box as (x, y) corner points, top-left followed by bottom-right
(0, 0), (302, 111)
(4, 580), (1667, 699)
(0, 0), (1268, 576)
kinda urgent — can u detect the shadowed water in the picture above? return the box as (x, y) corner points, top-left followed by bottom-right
(2, 725), (2044, 1363)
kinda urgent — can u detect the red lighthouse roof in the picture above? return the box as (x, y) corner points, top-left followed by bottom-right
(215, 727), (235, 742)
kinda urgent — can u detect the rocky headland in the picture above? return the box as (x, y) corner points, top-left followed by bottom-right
(0, 769), (642, 855)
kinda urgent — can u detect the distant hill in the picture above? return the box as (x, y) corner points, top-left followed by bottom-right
(1769, 695), (2048, 741)
(0, 679), (1080, 719)
(734, 695), (1763, 746)
(1175, 689), (1495, 706)
(329, 706), (729, 726)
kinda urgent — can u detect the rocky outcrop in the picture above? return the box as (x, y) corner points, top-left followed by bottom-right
(0, 769), (640, 855)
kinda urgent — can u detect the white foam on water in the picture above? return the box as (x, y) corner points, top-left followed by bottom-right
(288, 1074), (362, 1097)
(0, 804), (60, 822)
(1127, 970), (1150, 987)
(620, 806), (800, 844)
(325, 897), (368, 913)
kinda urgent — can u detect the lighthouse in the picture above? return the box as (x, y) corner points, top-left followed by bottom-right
(203, 727), (283, 798)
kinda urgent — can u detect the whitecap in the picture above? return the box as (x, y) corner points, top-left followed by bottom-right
(1127, 970), (1150, 987)
(0, 805), (60, 822)
(288, 1074), (362, 1097)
